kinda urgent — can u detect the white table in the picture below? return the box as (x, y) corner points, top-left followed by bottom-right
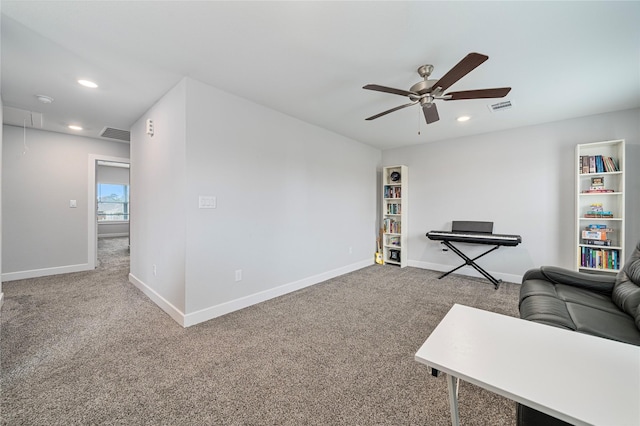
(415, 304), (640, 426)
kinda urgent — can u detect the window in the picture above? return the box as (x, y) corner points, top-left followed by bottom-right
(97, 183), (129, 221)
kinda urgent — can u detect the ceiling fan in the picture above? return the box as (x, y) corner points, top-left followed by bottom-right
(363, 52), (511, 125)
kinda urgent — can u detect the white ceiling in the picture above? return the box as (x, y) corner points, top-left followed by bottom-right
(2, 1), (640, 150)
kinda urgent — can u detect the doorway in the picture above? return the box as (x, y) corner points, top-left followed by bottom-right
(88, 154), (130, 270)
(96, 160), (130, 266)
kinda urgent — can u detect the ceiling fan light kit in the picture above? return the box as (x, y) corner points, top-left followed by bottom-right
(363, 52), (511, 125)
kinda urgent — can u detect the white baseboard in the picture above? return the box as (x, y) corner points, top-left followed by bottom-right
(98, 233), (130, 238)
(1, 263), (93, 282)
(130, 259), (373, 328)
(128, 273), (186, 326)
(408, 260), (522, 284)
(184, 259), (373, 327)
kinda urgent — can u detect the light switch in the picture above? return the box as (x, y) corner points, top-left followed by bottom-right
(198, 195), (216, 209)
(70, 200), (77, 208)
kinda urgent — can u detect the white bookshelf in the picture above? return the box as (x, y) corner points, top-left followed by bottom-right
(575, 139), (625, 273)
(382, 165), (407, 267)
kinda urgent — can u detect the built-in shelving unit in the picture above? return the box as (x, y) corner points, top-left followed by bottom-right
(575, 139), (625, 273)
(382, 165), (407, 267)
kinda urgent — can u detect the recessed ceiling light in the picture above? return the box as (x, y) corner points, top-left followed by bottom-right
(68, 125), (83, 131)
(457, 116), (471, 122)
(78, 79), (98, 88)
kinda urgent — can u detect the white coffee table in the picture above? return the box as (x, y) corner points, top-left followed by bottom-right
(415, 304), (640, 426)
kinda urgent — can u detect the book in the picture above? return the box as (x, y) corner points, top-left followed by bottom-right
(604, 157), (614, 172)
(582, 230), (608, 240)
(582, 189), (614, 193)
(584, 239), (612, 247)
(586, 224), (607, 229)
(584, 207), (613, 217)
(383, 218), (401, 234)
(580, 156), (590, 173)
(585, 226), (613, 232)
(581, 156), (620, 174)
(611, 157), (620, 171)
(584, 213), (613, 218)
(386, 203), (401, 214)
(384, 186), (401, 199)
(581, 247), (620, 269)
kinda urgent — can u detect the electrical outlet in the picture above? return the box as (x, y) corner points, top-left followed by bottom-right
(349, 247), (353, 254)
(235, 269), (242, 282)
(153, 264), (157, 276)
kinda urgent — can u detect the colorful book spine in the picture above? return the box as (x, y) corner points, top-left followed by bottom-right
(383, 218), (401, 234)
(579, 156), (619, 173)
(580, 247), (620, 270)
(582, 231), (607, 240)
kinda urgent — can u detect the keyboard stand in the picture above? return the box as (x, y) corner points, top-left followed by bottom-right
(438, 241), (502, 289)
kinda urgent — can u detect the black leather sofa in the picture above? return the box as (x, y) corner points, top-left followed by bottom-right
(516, 240), (640, 425)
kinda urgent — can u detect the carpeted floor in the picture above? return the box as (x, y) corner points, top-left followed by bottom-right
(1, 237), (521, 425)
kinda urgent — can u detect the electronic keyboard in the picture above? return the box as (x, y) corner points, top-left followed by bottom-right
(426, 231), (522, 247)
(425, 222), (522, 289)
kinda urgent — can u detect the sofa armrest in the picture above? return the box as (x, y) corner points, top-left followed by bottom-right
(524, 266), (616, 295)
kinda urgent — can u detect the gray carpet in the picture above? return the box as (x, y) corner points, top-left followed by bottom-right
(1, 237), (521, 425)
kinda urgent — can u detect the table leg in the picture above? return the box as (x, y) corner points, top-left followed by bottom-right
(447, 374), (460, 426)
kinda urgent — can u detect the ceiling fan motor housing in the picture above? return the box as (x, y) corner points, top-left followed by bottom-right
(410, 64), (436, 96)
(410, 79), (436, 96)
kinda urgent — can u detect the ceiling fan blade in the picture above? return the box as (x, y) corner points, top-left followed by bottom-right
(365, 101), (418, 121)
(422, 103), (439, 124)
(432, 52), (489, 93)
(444, 87), (512, 100)
(363, 84), (416, 97)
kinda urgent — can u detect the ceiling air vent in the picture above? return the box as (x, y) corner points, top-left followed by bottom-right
(100, 127), (130, 142)
(488, 100), (513, 113)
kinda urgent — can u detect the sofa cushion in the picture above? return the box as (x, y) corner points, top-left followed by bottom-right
(555, 285), (623, 315)
(613, 241), (640, 329)
(537, 266), (615, 294)
(519, 294), (574, 330)
(520, 279), (640, 345)
(520, 281), (622, 315)
(565, 302), (640, 345)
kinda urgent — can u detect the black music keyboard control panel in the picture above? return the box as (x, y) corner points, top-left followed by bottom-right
(426, 231), (522, 247)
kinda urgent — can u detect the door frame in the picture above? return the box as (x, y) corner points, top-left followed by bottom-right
(88, 154), (130, 269)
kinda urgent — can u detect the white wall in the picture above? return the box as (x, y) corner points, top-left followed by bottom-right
(0, 97), (3, 305)
(97, 164), (129, 184)
(98, 222), (129, 238)
(129, 77), (380, 326)
(183, 78), (379, 320)
(129, 79), (188, 316)
(382, 108), (640, 283)
(1, 1), (3, 307)
(1, 125), (130, 280)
